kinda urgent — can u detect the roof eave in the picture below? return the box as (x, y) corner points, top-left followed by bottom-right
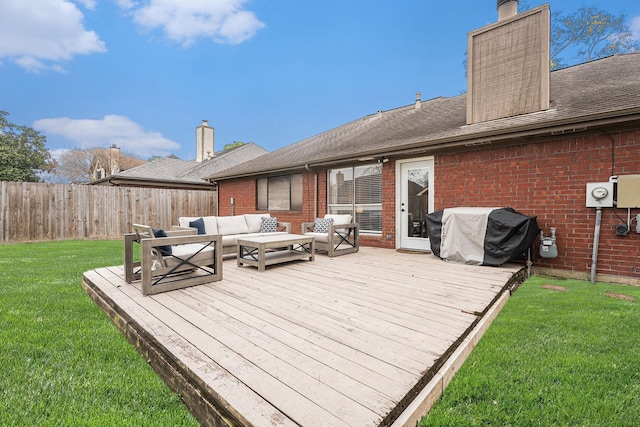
(103, 176), (216, 190)
(210, 108), (640, 182)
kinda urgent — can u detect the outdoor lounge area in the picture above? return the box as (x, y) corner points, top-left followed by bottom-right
(83, 246), (525, 426)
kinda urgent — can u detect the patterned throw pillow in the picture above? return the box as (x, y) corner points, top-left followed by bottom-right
(260, 217), (278, 233)
(314, 217), (334, 233)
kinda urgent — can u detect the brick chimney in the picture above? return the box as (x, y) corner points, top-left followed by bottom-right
(196, 119), (214, 162)
(466, 2), (550, 124)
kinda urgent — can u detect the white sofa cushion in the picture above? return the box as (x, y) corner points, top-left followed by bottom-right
(178, 216), (218, 234)
(244, 213), (270, 233)
(221, 235), (238, 246)
(304, 232), (330, 243)
(217, 215), (249, 235)
(325, 214), (352, 225)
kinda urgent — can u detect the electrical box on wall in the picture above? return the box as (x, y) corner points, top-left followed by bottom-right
(616, 174), (640, 208)
(586, 182), (614, 208)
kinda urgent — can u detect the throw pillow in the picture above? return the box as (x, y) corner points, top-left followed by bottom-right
(189, 217), (206, 235)
(151, 228), (172, 256)
(260, 217), (278, 233)
(314, 217), (334, 233)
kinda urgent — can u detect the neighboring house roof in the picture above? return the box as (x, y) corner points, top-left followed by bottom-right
(208, 53), (640, 181)
(99, 142), (268, 189)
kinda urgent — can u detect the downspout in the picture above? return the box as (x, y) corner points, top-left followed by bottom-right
(305, 164), (318, 219)
(214, 182), (220, 216)
(590, 207), (602, 284)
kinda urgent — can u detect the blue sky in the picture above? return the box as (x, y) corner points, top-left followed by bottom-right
(2, 0), (639, 161)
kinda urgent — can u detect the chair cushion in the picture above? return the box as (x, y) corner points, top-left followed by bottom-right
(325, 214), (352, 225)
(314, 217), (334, 233)
(189, 218), (206, 235)
(217, 215), (249, 235)
(164, 243), (214, 267)
(304, 231), (330, 243)
(260, 217), (278, 233)
(244, 214), (270, 233)
(151, 228), (172, 256)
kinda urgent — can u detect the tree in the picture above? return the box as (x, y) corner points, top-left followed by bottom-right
(0, 111), (55, 182)
(52, 147), (146, 184)
(551, 6), (640, 70)
(463, 3), (639, 74)
(224, 141), (246, 150)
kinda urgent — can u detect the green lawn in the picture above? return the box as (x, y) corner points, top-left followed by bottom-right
(0, 240), (199, 426)
(2, 240), (639, 426)
(420, 275), (640, 427)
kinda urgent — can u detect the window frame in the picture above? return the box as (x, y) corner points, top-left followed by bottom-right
(327, 164), (382, 235)
(256, 174), (302, 211)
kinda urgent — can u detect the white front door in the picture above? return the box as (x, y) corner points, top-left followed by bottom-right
(398, 158), (434, 251)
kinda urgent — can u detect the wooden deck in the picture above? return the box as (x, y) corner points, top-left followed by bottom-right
(82, 247), (524, 427)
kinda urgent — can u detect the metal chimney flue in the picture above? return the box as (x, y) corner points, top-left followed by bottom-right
(497, 0), (518, 21)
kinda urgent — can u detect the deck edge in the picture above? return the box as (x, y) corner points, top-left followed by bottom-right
(387, 267), (526, 426)
(81, 274), (247, 427)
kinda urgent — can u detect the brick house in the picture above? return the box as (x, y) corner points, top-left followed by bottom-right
(207, 2), (640, 284)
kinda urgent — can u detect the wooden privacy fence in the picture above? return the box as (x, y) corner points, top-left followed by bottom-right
(0, 181), (217, 243)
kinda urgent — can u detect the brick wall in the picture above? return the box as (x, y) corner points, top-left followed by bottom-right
(217, 126), (640, 281)
(434, 127), (640, 281)
(219, 170), (324, 234)
(218, 167), (397, 247)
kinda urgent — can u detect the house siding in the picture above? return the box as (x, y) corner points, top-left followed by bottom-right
(434, 127), (640, 282)
(217, 126), (640, 282)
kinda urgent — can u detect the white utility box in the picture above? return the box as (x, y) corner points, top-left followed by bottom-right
(586, 182), (614, 208)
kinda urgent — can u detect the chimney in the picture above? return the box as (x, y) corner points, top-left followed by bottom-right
(497, 0), (518, 21)
(466, 3), (550, 124)
(415, 91), (422, 109)
(196, 119), (214, 162)
(109, 144), (120, 175)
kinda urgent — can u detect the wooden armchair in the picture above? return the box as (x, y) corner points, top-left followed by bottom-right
(301, 214), (359, 257)
(124, 224), (223, 296)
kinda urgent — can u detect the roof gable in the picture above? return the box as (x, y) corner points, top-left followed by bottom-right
(113, 142), (268, 184)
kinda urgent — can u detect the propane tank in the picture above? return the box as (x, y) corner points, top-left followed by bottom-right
(539, 227), (558, 259)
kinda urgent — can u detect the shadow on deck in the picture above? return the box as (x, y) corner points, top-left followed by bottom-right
(82, 247), (525, 427)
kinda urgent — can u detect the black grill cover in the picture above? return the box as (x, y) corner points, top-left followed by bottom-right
(425, 207), (540, 266)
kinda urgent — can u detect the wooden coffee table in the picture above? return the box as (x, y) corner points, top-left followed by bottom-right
(236, 234), (315, 272)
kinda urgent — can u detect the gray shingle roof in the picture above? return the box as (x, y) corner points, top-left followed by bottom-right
(114, 142), (268, 184)
(209, 53), (640, 181)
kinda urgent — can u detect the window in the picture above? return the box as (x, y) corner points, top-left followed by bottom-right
(257, 174), (302, 211)
(328, 164), (382, 234)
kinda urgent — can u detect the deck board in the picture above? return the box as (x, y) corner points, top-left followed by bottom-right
(83, 247), (523, 426)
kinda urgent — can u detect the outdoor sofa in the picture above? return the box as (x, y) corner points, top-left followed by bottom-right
(176, 214), (291, 255)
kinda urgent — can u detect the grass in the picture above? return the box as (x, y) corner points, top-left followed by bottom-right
(0, 240), (199, 426)
(3, 240), (639, 426)
(420, 275), (640, 427)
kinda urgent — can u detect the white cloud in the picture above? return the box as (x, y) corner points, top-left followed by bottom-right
(50, 148), (71, 161)
(75, 0), (96, 10)
(0, 0), (106, 72)
(119, 0), (265, 46)
(33, 115), (181, 158)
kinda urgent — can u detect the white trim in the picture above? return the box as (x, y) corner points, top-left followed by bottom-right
(395, 156), (435, 250)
